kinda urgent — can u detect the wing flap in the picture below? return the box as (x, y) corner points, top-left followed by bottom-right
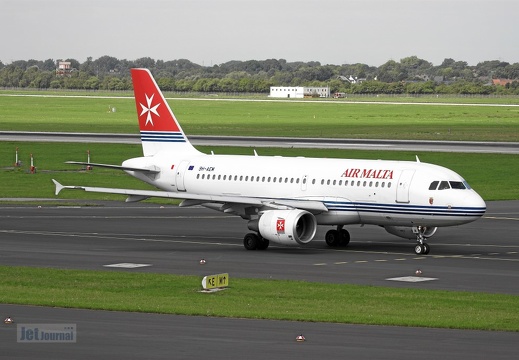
(52, 179), (328, 212)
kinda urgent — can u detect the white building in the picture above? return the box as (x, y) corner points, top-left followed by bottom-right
(269, 86), (330, 98)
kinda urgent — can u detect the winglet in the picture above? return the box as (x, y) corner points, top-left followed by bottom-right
(52, 179), (64, 195)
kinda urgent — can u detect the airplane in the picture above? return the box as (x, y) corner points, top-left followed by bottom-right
(53, 68), (486, 255)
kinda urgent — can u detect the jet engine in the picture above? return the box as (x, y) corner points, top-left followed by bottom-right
(383, 225), (438, 239)
(248, 209), (317, 246)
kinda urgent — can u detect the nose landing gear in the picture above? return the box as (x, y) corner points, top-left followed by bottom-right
(414, 226), (431, 255)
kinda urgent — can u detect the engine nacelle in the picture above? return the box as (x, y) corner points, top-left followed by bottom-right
(248, 209), (317, 246)
(384, 226), (438, 240)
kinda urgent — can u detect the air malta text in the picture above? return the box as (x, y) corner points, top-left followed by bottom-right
(341, 168), (394, 180)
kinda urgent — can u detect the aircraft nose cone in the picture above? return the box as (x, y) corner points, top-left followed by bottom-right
(470, 191), (486, 217)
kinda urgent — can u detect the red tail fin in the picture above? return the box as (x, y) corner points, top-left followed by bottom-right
(131, 68), (199, 156)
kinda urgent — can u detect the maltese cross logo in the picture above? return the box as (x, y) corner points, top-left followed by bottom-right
(139, 93), (160, 126)
(276, 219), (285, 233)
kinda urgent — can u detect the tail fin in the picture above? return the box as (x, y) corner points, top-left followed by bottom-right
(131, 68), (200, 157)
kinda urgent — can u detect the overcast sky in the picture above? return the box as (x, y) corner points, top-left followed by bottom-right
(3, 0), (518, 67)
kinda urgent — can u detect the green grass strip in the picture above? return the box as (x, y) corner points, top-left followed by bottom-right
(1, 142), (518, 201)
(1, 95), (518, 141)
(1, 266), (517, 332)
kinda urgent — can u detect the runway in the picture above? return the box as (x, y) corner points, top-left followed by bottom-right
(1, 304), (517, 360)
(0, 201), (518, 294)
(1, 131), (519, 153)
(0, 201), (518, 358)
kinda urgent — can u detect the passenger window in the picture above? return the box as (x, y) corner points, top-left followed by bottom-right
(197, 174), (200, 179)
(388, 182), (392, 188)
(429, 181), (439, 190)
(438, 181), (450, 190)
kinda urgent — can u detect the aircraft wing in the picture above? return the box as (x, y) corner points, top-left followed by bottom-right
(52, 179), (328, 212)
(65, 161), (160, 174)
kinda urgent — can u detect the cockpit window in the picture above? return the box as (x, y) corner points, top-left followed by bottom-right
(463, 181), (472, 190)
(429, 181), (439, 190)
(438, 181), (450, 190)
(449, 181), (466, 189)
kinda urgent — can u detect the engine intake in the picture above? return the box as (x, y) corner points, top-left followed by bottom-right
(248, 209), (317, 246)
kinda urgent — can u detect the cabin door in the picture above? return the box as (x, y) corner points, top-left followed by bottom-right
(175, 160), (190, 192)
(395, 169), (415, 203)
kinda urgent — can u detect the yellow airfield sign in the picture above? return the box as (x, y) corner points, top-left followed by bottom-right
(201, 273), (229, 290)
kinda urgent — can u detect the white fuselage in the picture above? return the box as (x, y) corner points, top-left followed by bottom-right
(124, 152), (486, 228)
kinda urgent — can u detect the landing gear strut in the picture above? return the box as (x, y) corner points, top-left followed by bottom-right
(414, 226), (431, 255)
(325, 226), (350, 247)
(243, 233), (269, 250)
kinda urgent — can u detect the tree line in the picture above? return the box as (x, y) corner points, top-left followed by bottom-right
(1, 56), (519, 95)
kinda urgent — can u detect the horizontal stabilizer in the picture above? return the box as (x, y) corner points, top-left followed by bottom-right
(65, 161), (160, 174)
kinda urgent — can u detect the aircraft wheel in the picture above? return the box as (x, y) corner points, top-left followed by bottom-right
(257, 238), (270, 250)
(414, 244), (425, 255)
(339, 229), (350, 246)
(244, 233), (259, 250)
(325, 230), (341, 247)
(423, 243), (430, 255)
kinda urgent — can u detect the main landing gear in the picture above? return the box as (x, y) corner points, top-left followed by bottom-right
(325, 226), (350, 247)
(414, 226), (431, 255)
(243, 233), (269, 250)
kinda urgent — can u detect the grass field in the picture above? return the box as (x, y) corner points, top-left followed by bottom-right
(1, 142), (518, 201)
(1, 94), (518, 141)
(1, 266), (518, 332)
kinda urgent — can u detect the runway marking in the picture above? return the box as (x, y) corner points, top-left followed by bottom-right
(334, 261), (348, 265)
(484, 216), (519, 221)
(387, 276), (438, 283)
(103, 263), (151, 268)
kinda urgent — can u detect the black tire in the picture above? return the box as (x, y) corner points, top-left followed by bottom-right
(257, 238), (270, 250)
(244, 233), (259, 250)
(423, 243), (430, 255)
(325, 230), (340, 247)
(339, 229), (350, 246)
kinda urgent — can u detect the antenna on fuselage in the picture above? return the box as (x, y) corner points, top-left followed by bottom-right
(416, 155), (421, 163)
